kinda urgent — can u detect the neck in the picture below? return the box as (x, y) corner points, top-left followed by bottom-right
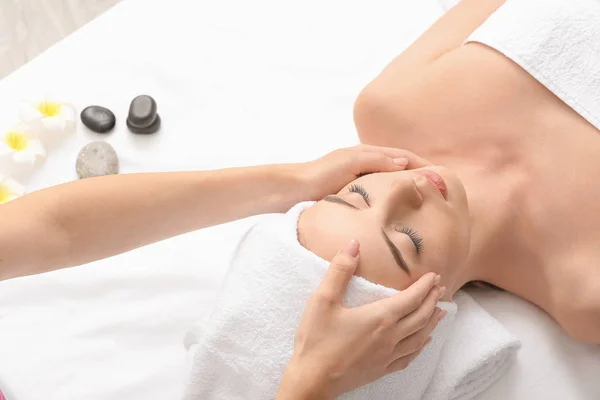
(446, 162), (531, 295)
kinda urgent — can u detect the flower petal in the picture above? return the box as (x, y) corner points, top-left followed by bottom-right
(12, 149), (36, 165)
(15, 123), (39, 140)
(59, 103), (77, 122)
(64, 119), (76, 135)
(0, 142), (13, 156)
(3, 177), (25, 195)
(41, 116), (67, 136)
(19, 119), (44, 135)
(27, 139), (46, 157)
(18, 102), (44, 124)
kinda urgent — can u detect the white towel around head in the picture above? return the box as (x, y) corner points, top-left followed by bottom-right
(183, 202), (519, 400)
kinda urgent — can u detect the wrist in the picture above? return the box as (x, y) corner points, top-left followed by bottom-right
(277, 357), (333, 400)
(270, 163), (315, 208)
(287, 162), (321, 201)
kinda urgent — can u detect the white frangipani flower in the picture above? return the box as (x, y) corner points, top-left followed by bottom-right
(0, 175), (25, 204)
(0, 125), (46, 165)
(19, 99), (76, 138)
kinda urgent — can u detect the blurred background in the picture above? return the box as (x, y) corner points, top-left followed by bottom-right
(0, 0), (120, 80)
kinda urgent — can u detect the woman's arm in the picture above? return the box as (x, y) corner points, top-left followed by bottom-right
(364, 0), (506, 82)
(353, 0), (507, 149)
(0, 166), (304, 280)
(0, 145), (424, 281)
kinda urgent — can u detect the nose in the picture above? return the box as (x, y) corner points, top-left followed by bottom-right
(383, 175), (424, 214)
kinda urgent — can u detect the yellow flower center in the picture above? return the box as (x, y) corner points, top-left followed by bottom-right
(0, 184), (10, 204)
(5, 131), (29, 151)
(38, 101), (62, 117)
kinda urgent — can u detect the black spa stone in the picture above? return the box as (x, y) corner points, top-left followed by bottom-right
(127, 95), (157, 128)
(80, 105), (116, 133)
(126, 113), (161, 134)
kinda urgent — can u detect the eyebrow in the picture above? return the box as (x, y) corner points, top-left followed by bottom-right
(322, 195), (411, 274)
(323, 195), (359, 210)
(381, 228), (411, 274)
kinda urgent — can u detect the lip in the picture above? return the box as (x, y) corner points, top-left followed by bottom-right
(415, 170), (448, 200)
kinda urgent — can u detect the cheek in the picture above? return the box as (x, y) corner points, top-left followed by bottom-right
(416, 209), (470, 274)
(446, 215), (470, 263)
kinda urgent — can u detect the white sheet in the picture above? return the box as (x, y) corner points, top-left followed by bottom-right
(0, 0), (598, 399)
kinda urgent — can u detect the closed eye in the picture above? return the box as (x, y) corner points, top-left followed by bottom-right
(396, 226), (424, 254)
(348, 184), (371, 206)
(321, 193), (414, 273)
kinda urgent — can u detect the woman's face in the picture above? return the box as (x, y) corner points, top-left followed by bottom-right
(297, 167), (471, 294)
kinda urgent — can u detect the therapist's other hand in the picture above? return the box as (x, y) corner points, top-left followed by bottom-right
(300, 145), (432, 200)
(277, 240), (444, 400)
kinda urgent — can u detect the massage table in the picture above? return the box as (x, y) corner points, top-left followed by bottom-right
(0, 0), (598, 398)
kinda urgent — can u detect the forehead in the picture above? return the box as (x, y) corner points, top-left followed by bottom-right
(298, 200), (416, 290)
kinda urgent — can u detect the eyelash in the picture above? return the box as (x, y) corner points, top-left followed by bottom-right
(348, 184), (371, 205)
(397, 226), (424, 254)
(347, 184), (424, 253)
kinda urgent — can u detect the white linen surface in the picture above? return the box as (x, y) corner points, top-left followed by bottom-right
(0, 0), (598, 399)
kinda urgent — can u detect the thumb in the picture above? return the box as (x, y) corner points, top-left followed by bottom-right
(355, 152), (408, 175)
(318, 240), (360, 304)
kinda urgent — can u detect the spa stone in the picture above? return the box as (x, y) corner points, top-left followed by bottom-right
(76, 141), (119, 179)
(126, 114), (161, 134)
(127, 95), (158, 128)
(80, 106), (116, 133)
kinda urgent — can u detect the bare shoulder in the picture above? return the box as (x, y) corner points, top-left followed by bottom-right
(354, 42), (553, 154)
(555, 290), (600, 344)
(550, 253), (600, 344)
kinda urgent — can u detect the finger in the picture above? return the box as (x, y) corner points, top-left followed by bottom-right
(317, 240), (360, 304)
(353, 152), (407, 175)
(386, 344), (427, 374)
(395, 285), (444, 339)
(357, 145), (432, 168)
(357, 144), (411, 158)
(392, 307), (441, 360)
(382, 273), (439, 318)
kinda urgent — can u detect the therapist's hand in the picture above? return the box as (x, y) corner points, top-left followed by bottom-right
(299, 145), (432, 200)
(276, 240), (445, 400)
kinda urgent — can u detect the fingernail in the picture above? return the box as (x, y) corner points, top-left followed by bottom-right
(438, 287), (447, 299)
(433, 274), (441, 285)
(424, 336), (432, 346)
(438, 310), (448, 321)
(342, 239), (359, 257)
(393, 157), (409, 166)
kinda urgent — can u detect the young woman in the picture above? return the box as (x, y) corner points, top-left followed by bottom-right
(299, 0), (600, 344)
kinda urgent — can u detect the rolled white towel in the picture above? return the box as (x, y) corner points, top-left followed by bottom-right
(183, 202), (519, 399)
(422, 291), (520, 400)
